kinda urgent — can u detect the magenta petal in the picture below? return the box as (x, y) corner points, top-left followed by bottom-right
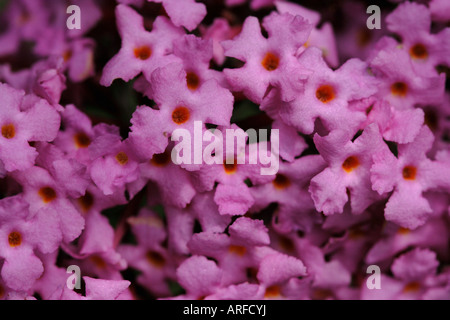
(176, 255), (222, 297)
(1, 247), (43, 291)
(214, 182), (255, 216)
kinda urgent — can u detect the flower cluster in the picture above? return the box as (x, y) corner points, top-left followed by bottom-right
(0, 0), (449, 300)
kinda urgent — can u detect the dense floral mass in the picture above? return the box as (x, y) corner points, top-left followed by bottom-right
(0, 0), (449, 300)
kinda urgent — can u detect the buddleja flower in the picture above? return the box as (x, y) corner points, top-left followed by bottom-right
(12, 165), (85, 246)
(88, 129), (140, 196)
(0, 196), (59, 291)
(129, 62), (233, 160)
(385, 1), (450, 76)
(0, 83), (60, 172)
(309, 124), (388, 216)
(100, 4), (184, 86)
(262, 48), (376, 135)
(222, 12), (313, 103)
(368, 37), (446, 110)
(371, 126), (450, 229)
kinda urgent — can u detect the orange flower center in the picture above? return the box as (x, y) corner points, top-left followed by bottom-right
(223, 158), (237, 174)
(342, 156), (360, 173)
(402, 165), (417, 180)
(262, 52), (280, 71)
(391, 82), (408, 96)
(39, 187), (57, 203)
(264, 285), (281, 298)
(228, 245), (247, 256)
(273, 174), (291, 189)
(8, 231), (22, 247)
(146, 251), (166, 268)
(74, 132), (91, 148)
(1, 124), (15, 139)
(90, 255), (107, 269)
(63, 50), (73, 62)
(172, 107), (190, 125)
(134, 46), (152, 60)
(186, 72), (200, 90)
(116, 152), (129, 165)
(410, 44), (428, 59)
(397, 227), (410, 235)
(403, 282), (421, 293)
(316, 85), (335, 103)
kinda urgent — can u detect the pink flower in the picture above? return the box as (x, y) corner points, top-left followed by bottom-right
(371, 126), (450, 229)
(173, 34), (225, 89)
(12, 165), (85, 247)
(0, 196), (51, 291)
(309, 124), (387, 216)
(100, 4), (184, 86)
(129, 62), (233, 160)
(385, 1), (450, 77)
(88, 130), (140, 196)
(0, 83), (60, 172)
(222, 12), (313, 103)
(368, 37), (446, 110)
(263, 48), (375, 135)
